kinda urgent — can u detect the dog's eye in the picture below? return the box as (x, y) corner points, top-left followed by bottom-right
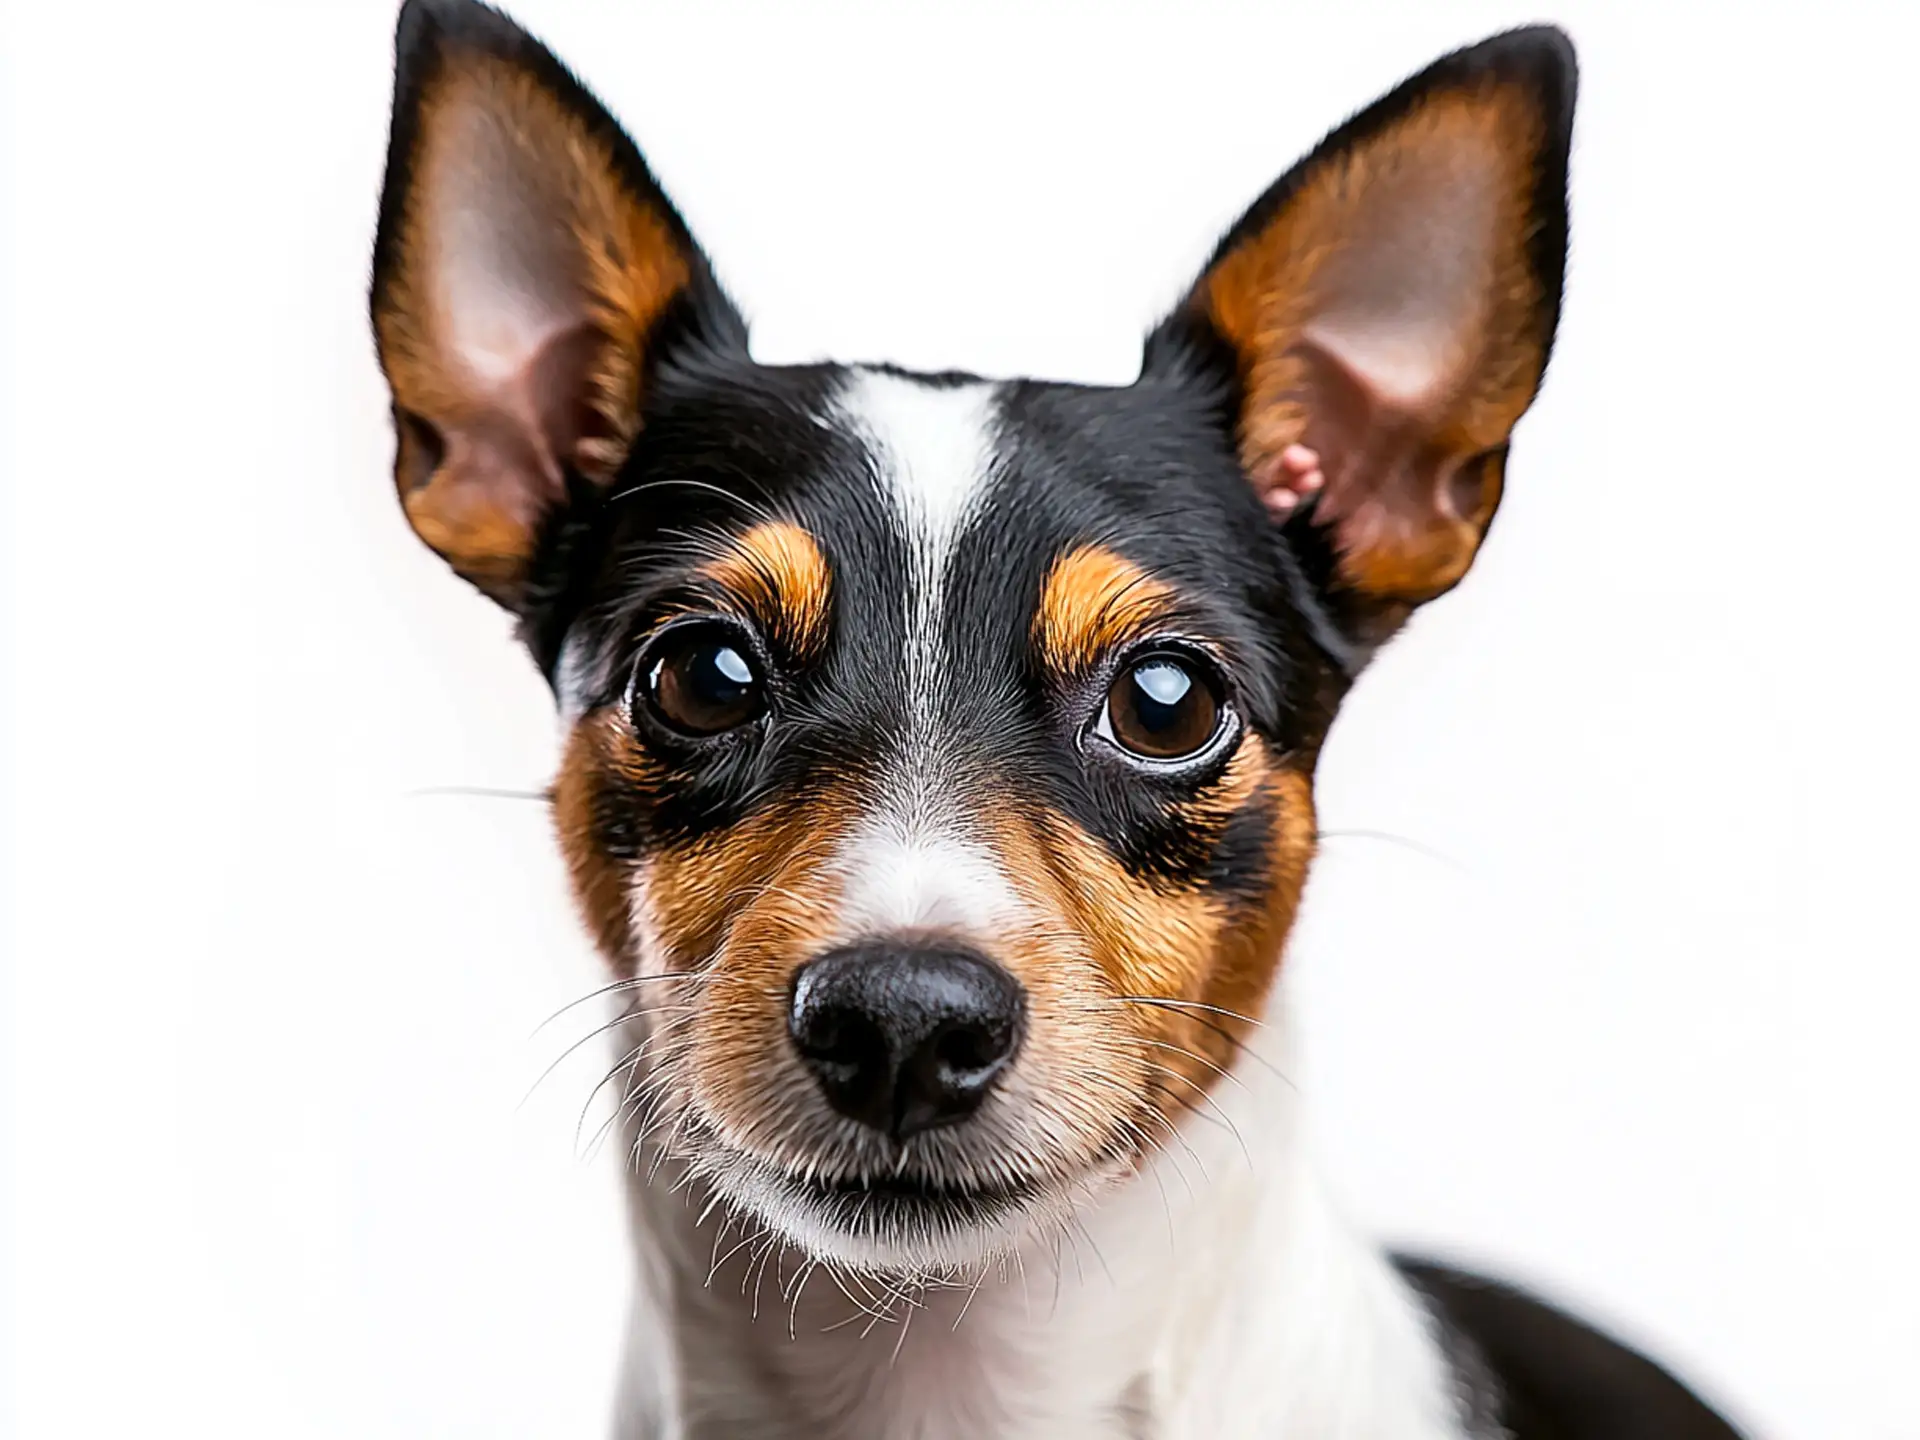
(637, 623), (766, 737)
(1097, 654), (1223, 762)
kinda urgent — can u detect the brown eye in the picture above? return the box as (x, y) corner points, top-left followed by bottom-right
(639, 623), (766, 737)
(1099, 654), (1224, 762)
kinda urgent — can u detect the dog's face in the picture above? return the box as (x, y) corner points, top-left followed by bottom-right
(371, 0), (1573, 1270)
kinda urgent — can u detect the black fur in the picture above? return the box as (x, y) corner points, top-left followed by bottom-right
(373, 0), (746, 637)
(551, 355), (1325, 892)
(371, 2), (1738, 1428)
(1398, 1259), (1747, 1438)
(1144, 26), (1578, 664)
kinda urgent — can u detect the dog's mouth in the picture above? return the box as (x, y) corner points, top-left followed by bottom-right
(757, 1161), (1081, 1270)
(789, 1165), (1046, 1225)
(675, 1110), (1115, 1268)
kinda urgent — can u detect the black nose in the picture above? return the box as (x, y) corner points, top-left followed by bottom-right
(788, 939), (1026, 1140)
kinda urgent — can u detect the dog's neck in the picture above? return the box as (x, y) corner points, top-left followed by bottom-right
(610, 984), (1472, 1440)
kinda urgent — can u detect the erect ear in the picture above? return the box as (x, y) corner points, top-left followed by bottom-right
(370, 0), (740, 610)
(1156, 27), (1576, 657)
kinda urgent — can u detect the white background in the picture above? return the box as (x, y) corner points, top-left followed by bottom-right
(5, 1), (1916, 1436)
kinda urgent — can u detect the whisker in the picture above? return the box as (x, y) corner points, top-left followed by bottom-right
(577, 1044), (647, 1156)
(1099, 998), (1293, 1088)
(1314, 826), (1465, 871)
(889, 1280), (922, 1362)
(786, 1257), (820, 1340)
(751, 1236), (784, 1322)
(1107, 994), (1269, 1031)
(1138, 1061), (1253, 1170)
(520, 1003), (656, 1111)
(647, 1106), (700, 1185)
(819, 1260), (895, 1326)
(706, 1226), (766, 1288)
(1137, 1037), (1252, 1098)
(608, 476), (777, 527)
(581, 1018), (696, 1143)
(950, 1257), (993, 1333)
(531, 970), (727, 1040)
(1117, 1084), (1212, 1187)
(403, 784), (553, 803)
(1073, 1073), (1206, 1199)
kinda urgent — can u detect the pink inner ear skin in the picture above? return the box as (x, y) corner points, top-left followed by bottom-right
(1260, 444), (1326, 516)
(399, 321), (604, 549)
(1193, 68), (1563, 618)
(371, 31), (703, 608)
(1250, 329), (1499, 605)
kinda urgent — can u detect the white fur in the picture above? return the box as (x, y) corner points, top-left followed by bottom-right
(830, 367), (996, 611)
(603, 370), (1477, 1437)
(830, 368), (998, 753)
(555, 630), (596, 725)
(830, 821), (1025, 941)
(815, 368), (1037, 990)
(611, 984), (1478, 1440)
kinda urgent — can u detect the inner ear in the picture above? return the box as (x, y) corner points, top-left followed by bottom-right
(371, 0), (734, 609)
(1160, 28), (1575, 653)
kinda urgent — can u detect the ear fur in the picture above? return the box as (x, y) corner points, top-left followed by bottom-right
(369, 0), (740, 610)
(1154, 27), (1577, 656)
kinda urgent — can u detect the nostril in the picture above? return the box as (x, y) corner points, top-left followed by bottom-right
(795, 1009), (885, 1082)
(790, 997), (894, 1131)
(931, 1020), (1011, 1083)
(789, 940), (1026, 1140)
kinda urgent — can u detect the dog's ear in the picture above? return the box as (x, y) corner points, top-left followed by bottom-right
(370, 0), (739, 610)
(1155, 28), (1576, 657)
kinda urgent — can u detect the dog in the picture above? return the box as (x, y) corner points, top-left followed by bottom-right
(368, 2), (1745, 1434)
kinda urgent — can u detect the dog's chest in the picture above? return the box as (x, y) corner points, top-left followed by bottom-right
(628, 1010), (1478, 1440)
(722, 1271), (1165, 1440)
(650, 1194), (1476, 1440)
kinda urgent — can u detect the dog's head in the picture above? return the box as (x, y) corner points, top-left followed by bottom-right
(370, 0), (1574, 1271)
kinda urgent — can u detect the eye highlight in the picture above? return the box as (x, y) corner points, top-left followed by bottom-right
(1095, 652), (1226, 763)
(636, 621), (767, 737)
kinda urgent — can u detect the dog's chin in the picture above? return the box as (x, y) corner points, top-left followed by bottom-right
(688, 1124), (1123, 1273)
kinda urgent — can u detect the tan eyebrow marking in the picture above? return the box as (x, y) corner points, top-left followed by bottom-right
(697, 521), (833, 660)
(1034, 544), (1182, 676)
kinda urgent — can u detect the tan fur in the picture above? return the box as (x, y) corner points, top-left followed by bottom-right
(555, 551), (1316, 1167)
(553, 696), (864, 1135)
(1034, 545), (1180, 678)
(374, 56), (691, 598)
(1202, 83), (1548, 606)
(552, 714), (641, 972)
(648, 788), (860, 1146)
(695, 522), (834, 663)
(988, 751), (1313, 1134)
